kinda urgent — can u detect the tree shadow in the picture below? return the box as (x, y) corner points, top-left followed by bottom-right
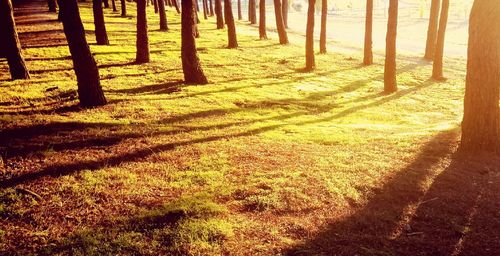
(107, 81), (183, 94)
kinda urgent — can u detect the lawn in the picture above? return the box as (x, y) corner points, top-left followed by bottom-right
(0, 1), (499, 255)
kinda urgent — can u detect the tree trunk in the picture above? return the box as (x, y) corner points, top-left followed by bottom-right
(281, 0), (288, 28)
(319, 0), (327, 53)
(273, 0), (288, 44)
(93, 0), (110, 45)
(431, 0), (449, 80)
(248, 0), (256, 24)
(47, 0), (57, 12)
(103, 0), (109, 8)
(209, 0), (214, 16)
(181, 0), (208, 84)
(461, 0), (500, 152)
(153, 0), (158, 13)
(424, 0), (440, 60)
(224, 0), (238, 48)
(59, 0), (107, 107)
(0, 0), (30, 80)
(202, 0), (208, 19)
(305, 0), (315, 70)
(120, 0), (126, 16)
(172, 0), (180, 14)
(384, 0), (398, 93)
(215, 0), (224, 29)
(363, 0), (373, 65)
(237, 0), (242, 20)
(259, 0), (267, 39)
(158, 0), (168, 30)
(136, 0), (150, 63)
(111, 0), (117, 12)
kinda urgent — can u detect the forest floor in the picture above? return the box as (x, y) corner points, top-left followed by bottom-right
(1, 1), (499, 255)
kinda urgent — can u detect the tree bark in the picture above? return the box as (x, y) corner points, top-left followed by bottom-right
(363, 0), (373, 65)
(319, 0), (327, 53)
(237, 0), (242, 20)
(224, 0), (238, 48)
(424, 0), (440, 60)
(136, 0), (150, 63)
(248, 0), (256, 24)
(281, 0), (288, 28)
(59, 0), (107, 107)
(461, 0), (500, 152)
(111, 0), (117, 12)
(384, 0), (398, 93)
(0, 0), (30, 80)
(431, 0), (449, 80)
(259, 0), (267, 39)
(158, 0), (168, 30)
(181, 0), (208, 84)
(305, 0), (315, 70)
(273, 0), (288, 44)
(93, 0), (110, 45)
(120, 0), (126, 16)
(215, 0), (224, 29)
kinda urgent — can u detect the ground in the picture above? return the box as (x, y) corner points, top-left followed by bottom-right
(0, 1), (499, 255)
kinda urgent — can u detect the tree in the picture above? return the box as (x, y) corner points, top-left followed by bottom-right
(461, 0), (500, 152)
(273, 0), (288, 44)
(363, 0), (373, 65)
(259, 0), (267, 39)
(0, 0), (30, 80)
(136, 0), (150, 63)
(93, 0), (110, 45)
(431, 0), (449, 80)
(111, 0), (117, 12)
(153, 0), (158, 13)
(120, 0), (126, 16)
(319, 0), (327, 53)
(209, 0), (214, 16)
(59, 0), (107, 107)
(384, 0), (398, 93)
(181, 0), (208, 84)
(202, 0), (208, 19)
(224, 0), (238, 48)
(158, 0), (168, 31)
(281, 0), (288, 28)
(215, 0), (224, 29)
(103, 0), (110, 8)
(47, 0), (57, 12)
(248, 0), (256, 24)
(305, 0), (315, 70)
(424, 0), (440, 60)
(237, 0), (242, 20)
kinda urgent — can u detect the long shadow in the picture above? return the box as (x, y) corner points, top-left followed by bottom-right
(107, 81), (183, 94)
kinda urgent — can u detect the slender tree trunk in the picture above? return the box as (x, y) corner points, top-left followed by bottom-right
(224, 0), (237, 48)
(249, 0), (256, 24)
(281, 0), (288, 28)
(93, 0), (110, 45)
(181, 0), (208, 84)
(432, 0), (449, 80)
(111, 0), (117, 12)
(424, 0), (440, 60)
(237, 0), (242, 20)
(59, 0), (107, 107)
(259, 0), (267, 39)
(153, 0), (158, 13)
(47, 0), (57, 12)
(202, 0), (208, 19)
(120, 0), (126, 16)
(461, 0), (500, 152)
(384, 0), (398, 93)
(0, 0), (30, 80)
(172, 0), (180, 14)
(158, 0), (168, 30)
(103, 0), (109, 8)
(273, 0), (288, 44)
(319, 0), (327, 53)
(57, 0), (63, 20)
(305, 0), (315, 70)
(195, 0), (199, 12)
(215, 0), (224, 29)
(136, 0), (150, 63)
(363, 0), (373, 65)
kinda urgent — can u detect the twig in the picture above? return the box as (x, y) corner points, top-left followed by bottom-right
(15, 188), (43, 201)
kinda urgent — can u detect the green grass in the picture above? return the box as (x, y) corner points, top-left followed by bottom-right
(1, 1), (497, 255)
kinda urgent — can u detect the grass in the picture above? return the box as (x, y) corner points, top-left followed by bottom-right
(1, 1), (499, 255)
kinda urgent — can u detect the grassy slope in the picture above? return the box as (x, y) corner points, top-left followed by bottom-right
(1, 1), (499, 255)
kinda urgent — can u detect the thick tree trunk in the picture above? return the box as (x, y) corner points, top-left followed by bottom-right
(248, 0), (256, 24)
(281, 0), (288, 28)
(224, 0), (237, 48)
(424, 0), (440, 60)
(120, 0), (126, 16)
(461, 0), (500, 152)
(111, 0), (117, 12)
(181, 0), (208, 84)
(215, 0), (224, 29)
(305, 0), (315, 70)
(59, 0), (107, 107)
(237, 0), (242, 20)
(158, 0), (168, 30)
(47, 0), (57, 12)
(259, 0), (267, 39)
(93, 0), (110, 45)
(384, 0), (398, 93)
(363, 0), (373, 65)
(273, 0), (288, 44)
(431, 0), (449, 80)
(319, 0), (327, 53)
(136, 0), (150, 63)
(0, 0), (30, 80)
